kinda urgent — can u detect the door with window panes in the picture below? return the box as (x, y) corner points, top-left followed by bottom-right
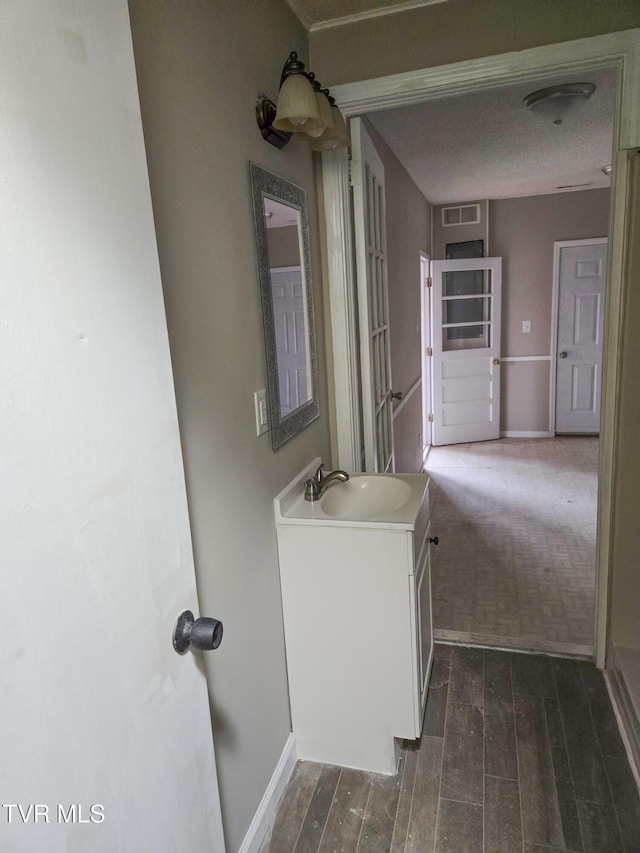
(431, 258), (502, 446)
(351, 117), (394, 472)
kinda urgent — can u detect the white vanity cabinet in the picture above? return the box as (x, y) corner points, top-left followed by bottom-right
(274, 467), (432, 775)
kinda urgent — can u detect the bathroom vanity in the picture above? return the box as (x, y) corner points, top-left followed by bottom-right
(274, 459), (433, 775)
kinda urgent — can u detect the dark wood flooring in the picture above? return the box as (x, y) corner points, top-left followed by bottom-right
(264, 645), (640, 852)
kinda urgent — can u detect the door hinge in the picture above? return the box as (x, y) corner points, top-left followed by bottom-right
(427, 346), (433, 357)
(428, 413), (434, 422)
(427, 277), (432, 287)
(348, 159), (356, 188)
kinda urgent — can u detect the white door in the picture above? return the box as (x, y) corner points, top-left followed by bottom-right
(0, 3), (225, 851)
(554, 239), (607, 434)
(351, 118), (395, 472)
(431, 258), (502, 446)
(271, 266), (310, 415)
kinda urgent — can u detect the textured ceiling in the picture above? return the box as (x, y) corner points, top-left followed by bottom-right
(286, 0), (446, 30)
(366, 69), (615, 204)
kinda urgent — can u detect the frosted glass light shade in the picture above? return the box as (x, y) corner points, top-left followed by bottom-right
(311, 105), (350, 151)
(305, 92), (335, 138)
(273, 74), (322, 133)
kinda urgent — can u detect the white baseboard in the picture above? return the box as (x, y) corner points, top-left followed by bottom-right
(500, 430), (553, 438)
(238, 733), (297, 853)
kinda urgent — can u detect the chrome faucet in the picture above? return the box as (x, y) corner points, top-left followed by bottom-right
(304, 463), (349, 502)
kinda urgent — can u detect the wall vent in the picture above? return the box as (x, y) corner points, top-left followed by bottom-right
(441, 204), (480, 227)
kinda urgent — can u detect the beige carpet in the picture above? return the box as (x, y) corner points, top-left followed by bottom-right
(426, 437), (598, 654)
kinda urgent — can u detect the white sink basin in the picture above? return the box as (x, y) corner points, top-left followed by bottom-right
(274, 458), (429, 529)
(321, 475), (412, 520)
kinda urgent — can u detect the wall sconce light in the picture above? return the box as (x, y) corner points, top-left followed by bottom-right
(256, 52), (349, 151)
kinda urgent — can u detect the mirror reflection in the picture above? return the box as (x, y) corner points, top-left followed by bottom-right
(250, 163), (319, 449)
(264, 197), (312, 415)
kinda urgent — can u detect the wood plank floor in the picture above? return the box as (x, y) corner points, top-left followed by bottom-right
(263, 645), (640, 852)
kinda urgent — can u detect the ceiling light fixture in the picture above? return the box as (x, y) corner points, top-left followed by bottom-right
(523, 83), (596, 125)
(256, 52), (349, 151)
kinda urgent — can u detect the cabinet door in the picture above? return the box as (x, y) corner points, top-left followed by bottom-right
(415, 538), (434, 725)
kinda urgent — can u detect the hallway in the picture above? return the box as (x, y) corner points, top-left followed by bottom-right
(426, 437), (598, 655)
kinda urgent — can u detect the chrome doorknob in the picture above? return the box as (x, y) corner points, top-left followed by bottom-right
(559, 351), (568, 358)
(173, 610), (223, 653)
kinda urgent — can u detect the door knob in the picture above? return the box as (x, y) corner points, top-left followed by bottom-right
(429, 536), (439, 545)
(559, 351), (568, 358)
(173, 610), (223, 653)
(390, 390), (403, 401)
(493, 358), (500, 365)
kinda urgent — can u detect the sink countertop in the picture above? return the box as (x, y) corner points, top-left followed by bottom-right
(274, 457), (429, 530)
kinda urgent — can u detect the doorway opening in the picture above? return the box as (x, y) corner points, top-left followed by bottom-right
(321, 31), (639, 662)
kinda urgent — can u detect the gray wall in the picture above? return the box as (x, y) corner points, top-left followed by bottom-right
(310, 0), (640, 86)
(366, 121), (432, 473)
(128, 2), (331, 850)
(490, 189), (610, 432)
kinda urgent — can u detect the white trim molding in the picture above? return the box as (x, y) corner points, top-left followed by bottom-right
(500, 431), (553, 439)
(238, 734), (297, 853)
(320, 29), (640, 668)
(308, 0), (448, 32)
(501, 355), (551, 363)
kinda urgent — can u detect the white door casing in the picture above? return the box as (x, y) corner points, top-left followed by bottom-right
(421, 252), (433, 461)
(552, 239), (608, 434)
(0, 2), (224, 850)
(351, 118), (395, 472)
(431, 258), (502, 446)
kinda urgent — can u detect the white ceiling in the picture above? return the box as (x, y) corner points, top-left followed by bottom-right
(286, 0), (446, 31)
(366, 68), (615, 204)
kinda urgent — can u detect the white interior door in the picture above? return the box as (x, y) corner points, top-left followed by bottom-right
(554, 239), (607, 434)
(271, 266), (310, 415)
(351, 118), (395, 472)
(0, 3), (224, 850)
(431, 258), (502, 446)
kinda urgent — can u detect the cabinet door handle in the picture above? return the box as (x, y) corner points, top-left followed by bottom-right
(428, 536), (439, 545)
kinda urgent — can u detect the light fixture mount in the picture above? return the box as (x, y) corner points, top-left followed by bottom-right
(523, 82), (596, 125)
(256, 95), (291, 149)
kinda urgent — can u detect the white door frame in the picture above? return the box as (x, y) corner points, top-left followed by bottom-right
(321, 29), (640, 667)
(549, 237), (609, 434)
(420, 251), (432, 463)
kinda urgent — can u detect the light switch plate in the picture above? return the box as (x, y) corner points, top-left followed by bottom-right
(522, 320), (531, 333)
(254, 389), (268, 436)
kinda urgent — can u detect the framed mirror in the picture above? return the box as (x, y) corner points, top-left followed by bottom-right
(250, 163), (319, 449)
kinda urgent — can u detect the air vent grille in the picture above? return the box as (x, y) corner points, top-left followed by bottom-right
(441, 204), (480, 227)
